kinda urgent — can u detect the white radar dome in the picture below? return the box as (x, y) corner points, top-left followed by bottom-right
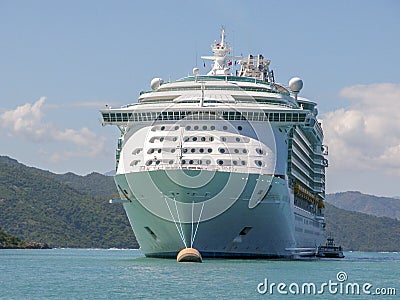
(150, 78), (163, 90)
(289, 77), (303, 93)
(193, 68), (199, 75)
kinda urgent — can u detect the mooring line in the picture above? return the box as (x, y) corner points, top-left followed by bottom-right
(191, 201), (205, 247)
(173, 197), (187, 248)
(163, 196), (186, 247)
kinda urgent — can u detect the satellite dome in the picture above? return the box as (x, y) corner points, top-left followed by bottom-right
(289, 77), (303, 93)
(150, 78), (163, 90)
(193, 68), (199, 75)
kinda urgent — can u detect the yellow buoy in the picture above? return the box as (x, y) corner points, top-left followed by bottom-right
(177, 248), (202, 263)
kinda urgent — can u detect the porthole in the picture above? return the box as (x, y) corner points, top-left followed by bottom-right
(218, 160), (224, 165)
(186, 126), (191, 130)
(193, 137), (198, 141)
(201, 137), (206, 141)
(161, 126), (165, 131)
(174, 126), (179, 130)
(147, 160), (152, 166)
(219, 148), (225, 153)
(223, 126), (228, 130)
(241, 161), (246, 165)
(184, 137), (189, 142)
(221, 137), (226, 142)
(160, 137), (164, 142)
(233, 161), (238, 166)
(169, 160), (174, 164)
(173, 137), (178, 142)
(208, 148), (213, 153)
(189, 160), (194, 164)
(199, 148), (204, 153)
(202, 126), (207, 130)
(206, 160), (211, 164)
(171, 149), (176, 153)
(183, 148), (188, 153)
(194, 125), (199, 130)
(149, 149), (155, 154)
(157, 149), (161, 153)
(209, 137), (214, 142)
(238, 126), (243, 131)
(191, 148), (196, 153)
(255, 160), (263, 167)
(182, 160), (186, 164)
(211, 126), (216, 130)
(236, 137), (240, 142)
(198, 160), (202, 164)
(256, 148), (263, 155)
(242, 149), (247, 154)
(156, 160), (160, 165)
(234, 149), (239, 153)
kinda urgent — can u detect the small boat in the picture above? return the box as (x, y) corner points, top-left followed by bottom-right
(317, 236), (344, 258)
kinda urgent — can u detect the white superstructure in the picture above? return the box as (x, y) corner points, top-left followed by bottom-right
(101, 29), (327, 258)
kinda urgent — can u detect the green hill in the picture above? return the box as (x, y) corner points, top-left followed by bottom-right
(0, 156), (138, 248)
(324, 202), (400, 251)
(326, 191), (400, 220)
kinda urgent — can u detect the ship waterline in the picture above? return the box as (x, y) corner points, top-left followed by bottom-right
(101, 28), (327, 258)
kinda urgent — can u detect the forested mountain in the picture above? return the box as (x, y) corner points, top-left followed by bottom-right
(326, 191), (400, 220)
(0, 156), (138, 248)
(1, 156), (399, 251)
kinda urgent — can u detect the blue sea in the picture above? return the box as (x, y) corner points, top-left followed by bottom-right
(1, 249), (398, 299)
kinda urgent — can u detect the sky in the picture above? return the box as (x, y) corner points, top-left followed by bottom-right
(0, 0), (399, 197)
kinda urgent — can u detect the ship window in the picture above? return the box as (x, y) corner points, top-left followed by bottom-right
(234, 149), (239, 153)
(184, 136), (189, 142)
(161, 126), (165, 131)
(223, 126), (228, 130)
(255, 160), (263, 167)
(160, 137), (164, 142)
(256, 148), (263, 155)
(174, 126), (179, 130)
(202, 126), (207, 130)
(157, 149), (162, 153)
(191, 148), (196, 153)
(193, 137), (198, 141)
(146, 160), (152, 166)
(218, 160), (224, 165)
(209, 137), (214, 142)
(156, 160), (160, 165)
(201, 137), (206, 142)
(239, 227), (252, 236)
(221, 137), (226, 142)
(236, 137), (240, 142)
(189, 160), (194, 164)
(171, 149), (176, 153)
(173, 137), (178, 142)
(241, 161), (246, 165)
(243, 149), (248, 154)
(194, 125), (199, 130)
(183, 148), (188, 153)
(211, 125), (216, 130)
(208, 148), (213, 153)
(219, 148), (225, 153)
(206, 160), (211, 164)
(182, 160), (186, 164)
(233, 161), (238, 166)
(186, 126), (191, 130)
(198, 160), (202, 164)
(199, 148), (204, 153)
(169, 160), (174, 164)
(148, 149), (155, 154)
(238, 126), (243, 131)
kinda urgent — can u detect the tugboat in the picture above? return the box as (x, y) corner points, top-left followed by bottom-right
(317, 235), (344, 258)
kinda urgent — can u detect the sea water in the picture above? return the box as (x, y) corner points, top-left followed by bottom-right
(0, 249), (398, 299)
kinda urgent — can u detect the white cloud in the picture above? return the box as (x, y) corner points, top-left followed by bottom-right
(1, 97), (106, 162)
(322, 83), (400, 176)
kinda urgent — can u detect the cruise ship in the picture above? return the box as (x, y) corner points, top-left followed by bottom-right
(100, 29), (328, 258)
